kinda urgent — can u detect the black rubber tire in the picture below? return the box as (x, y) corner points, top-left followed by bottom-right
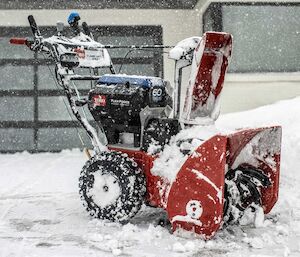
(142, 118), (180, 153)
(79, 151), (146, 223)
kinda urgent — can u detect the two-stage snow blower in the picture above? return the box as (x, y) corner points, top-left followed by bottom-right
(10, 13), (281, 239)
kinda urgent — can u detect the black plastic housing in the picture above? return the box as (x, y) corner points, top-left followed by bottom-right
(88, 75), (172, 147)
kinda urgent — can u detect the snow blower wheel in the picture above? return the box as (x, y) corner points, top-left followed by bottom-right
(79, 151), (146, 223)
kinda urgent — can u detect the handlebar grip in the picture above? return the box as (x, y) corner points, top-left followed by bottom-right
(9, 38), (28, 45)
(28, 15), (41, 37)
(82, 22), (92, 37)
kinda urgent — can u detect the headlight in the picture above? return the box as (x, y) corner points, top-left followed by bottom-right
(60, 52), (79, 68)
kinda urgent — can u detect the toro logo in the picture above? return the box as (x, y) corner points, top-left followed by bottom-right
(74, 48), (85, 59)
(93, 95), (106, 107)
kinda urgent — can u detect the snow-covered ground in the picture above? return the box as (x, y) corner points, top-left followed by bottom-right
(1, 97), (300, 257)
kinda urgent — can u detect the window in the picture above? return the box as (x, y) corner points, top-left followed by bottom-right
(203, 2), (300, 73)
(0, 25), (163, 152)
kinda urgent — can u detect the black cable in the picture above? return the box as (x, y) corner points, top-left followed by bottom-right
(118, 49), (135, 73)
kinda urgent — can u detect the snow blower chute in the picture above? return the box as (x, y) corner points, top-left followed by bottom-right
(10, 14), (281, 239)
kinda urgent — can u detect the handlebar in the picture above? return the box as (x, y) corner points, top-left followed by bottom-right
(9, 37), (172, 49)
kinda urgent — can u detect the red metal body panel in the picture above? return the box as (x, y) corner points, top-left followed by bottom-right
(182, 32), (232, 122)
(226, 126), (282, 214)
(192, 33), (232, 107)
(166, 135), (227, 239)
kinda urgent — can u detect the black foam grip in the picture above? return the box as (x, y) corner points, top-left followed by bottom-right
(82, 22), (91, 37)
(28, 15), (41, 37)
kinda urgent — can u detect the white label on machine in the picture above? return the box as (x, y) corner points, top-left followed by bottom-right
(78, 49), (111, 68)
(85, 49), (104, 61)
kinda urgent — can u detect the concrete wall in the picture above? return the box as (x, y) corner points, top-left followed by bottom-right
(0, 1), (299, 114)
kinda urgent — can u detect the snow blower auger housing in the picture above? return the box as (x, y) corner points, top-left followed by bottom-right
(10, 14), (282, 239)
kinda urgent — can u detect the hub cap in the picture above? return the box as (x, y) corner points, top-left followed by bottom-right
(88, 172), (121, 208)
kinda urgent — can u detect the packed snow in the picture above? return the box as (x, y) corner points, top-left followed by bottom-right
(168, 37), (201, 60)
(151, 124), (219, 182)
(1, 97), (300, 256)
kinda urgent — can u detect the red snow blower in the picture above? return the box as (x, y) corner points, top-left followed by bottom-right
(10, 13), (281, 239)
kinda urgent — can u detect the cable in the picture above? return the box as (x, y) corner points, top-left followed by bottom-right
(118, 49), (135, 73)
